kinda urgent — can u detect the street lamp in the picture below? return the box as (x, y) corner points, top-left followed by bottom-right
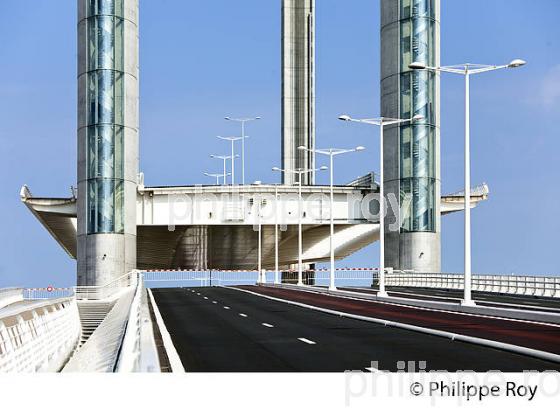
(217, 136), (243, 185)
(409, 59), (525, 306)
(210, 154), (238, 185)
(203, 172), (230, 185)
(272, 166), (328, 286)
(225, 116), (261, 185)
(274, 183), (281, 285)
(298, 145), (365, 291)
(339, 114), (423, 297)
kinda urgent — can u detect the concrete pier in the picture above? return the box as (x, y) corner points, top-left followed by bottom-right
(77, 0), (139, 285)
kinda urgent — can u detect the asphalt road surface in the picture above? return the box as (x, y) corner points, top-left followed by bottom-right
(152, 287), (560, 372)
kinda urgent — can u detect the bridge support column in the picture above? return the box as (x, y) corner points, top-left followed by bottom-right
(381, 0), (441, 273)
(77, 0), (139, 285)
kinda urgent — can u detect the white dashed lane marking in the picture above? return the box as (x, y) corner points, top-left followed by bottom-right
(212, 301), (217, 304)
(262, 323), (274, 328)
(239, 313), (248, 318)
(224, 306), (230, 310)
(298, 338), (316, 345)
(204, 297), (208, 300)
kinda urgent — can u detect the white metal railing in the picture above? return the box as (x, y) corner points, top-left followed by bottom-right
(125, 269), (560, 299)
(23, 288), (74, 300)
(74, 271), (138, 300)
(141, 268), (379, 288)
(280, 268), (378, 288)
(20, 273), (136, 302)
(143, 270), (260, 287)
(0, 288), (24, 309)
(385, 272), (560, 298)
(0, 298), (81, 372)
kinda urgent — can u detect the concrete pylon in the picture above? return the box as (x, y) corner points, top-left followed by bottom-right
(77, 0), (139, 285)
(380, 0), (441, 272)
(281, 0), (315, 185)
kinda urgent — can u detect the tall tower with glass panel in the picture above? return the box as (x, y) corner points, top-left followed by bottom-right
(381, 0), (441, 272)
(77, 0), (139, 285)
(281, 0), (315, 185)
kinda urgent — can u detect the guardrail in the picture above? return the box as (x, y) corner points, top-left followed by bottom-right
(137, 269), (560, 299)
(280, 268), (378, 287)
(0, 288), (24, 309)
(74, 271), (137, 300)
(144, 270), (260, 287)
(385, 272), (560, 298)
(23, 288), (74, 300)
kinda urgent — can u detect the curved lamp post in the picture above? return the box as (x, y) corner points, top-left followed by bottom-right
(409, 59), (526, 306)
(272, 166), (327, 286)
(217, 136), (244, 185)
(339, 114), (423, 297)
(297, 145), (365, 291)
(225, 116), (261, 185)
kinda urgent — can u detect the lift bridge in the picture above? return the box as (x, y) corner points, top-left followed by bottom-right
(5, 180), (560, 372)
(2, 264), (560, 372)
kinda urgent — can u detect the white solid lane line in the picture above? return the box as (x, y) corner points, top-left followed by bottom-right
(262, 323), (274, 328)
(298, 338), (316, 345)
(239, 313), (248, 317)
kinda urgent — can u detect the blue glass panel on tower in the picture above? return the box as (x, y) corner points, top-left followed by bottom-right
(84, 2), (125, 235)
(399, 0), (437, 233)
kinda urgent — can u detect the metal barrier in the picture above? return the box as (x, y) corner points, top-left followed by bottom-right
(23, 288), (74, 300)
(385, 272), (560, 298)
(280, 268), (378, 288)
(144, 270), (260, 287)
(74, 271), (138, 300)
(0, 288), (24, 309)
(0, 298), (81, 372)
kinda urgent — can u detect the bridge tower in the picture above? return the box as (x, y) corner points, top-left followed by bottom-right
(77, 0), (139, 285)
(281, 0), (315, 186)
(381, 0), (441, 272)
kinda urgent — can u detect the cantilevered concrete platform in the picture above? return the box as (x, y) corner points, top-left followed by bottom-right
(20, 182), (489, 271)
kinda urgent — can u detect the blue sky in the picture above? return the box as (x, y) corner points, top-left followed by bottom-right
(0, 0), (559, 287)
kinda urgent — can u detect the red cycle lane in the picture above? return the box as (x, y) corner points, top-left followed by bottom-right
(238, 285), (560, 356)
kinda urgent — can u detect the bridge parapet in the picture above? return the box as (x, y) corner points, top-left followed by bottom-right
(0, 288), (23, 309)
(0, 297), (80, 372)
(385, 272), (560, 298)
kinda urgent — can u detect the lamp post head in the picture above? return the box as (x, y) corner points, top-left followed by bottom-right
(508, 59), (526, 68)
(338, 115), (352, 122)
(224, 117), (231, 120)
(355, 146), (366, 152)
(297, 145), (307, 151)
(272, 167), (281, 172)
(319, 166), (328, 171)
(412, 114), (424, 122)
(409, 62), (427, 70)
